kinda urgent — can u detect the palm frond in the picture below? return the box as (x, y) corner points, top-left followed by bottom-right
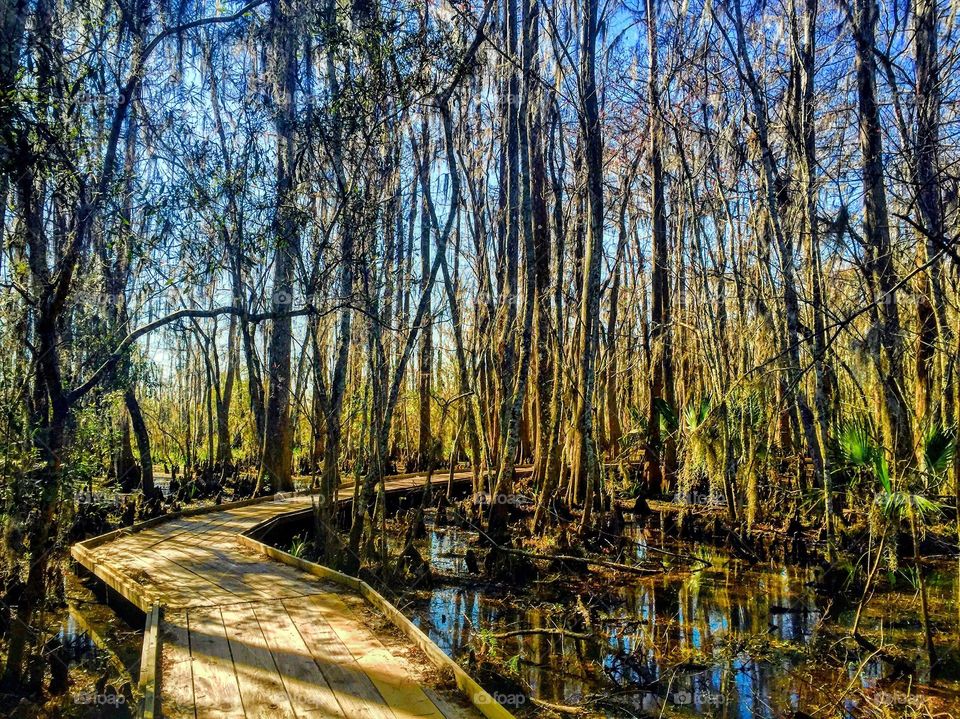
(683, 395), (711, 432)
(911, 494), (942, 519)
(654, 397), (679, 434)
(923, 425), (956, 477)
(839, 422), (876, 467)
(873, 454), (891, 495)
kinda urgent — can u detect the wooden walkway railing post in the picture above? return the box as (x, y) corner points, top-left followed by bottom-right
(138, 603), (161, 719)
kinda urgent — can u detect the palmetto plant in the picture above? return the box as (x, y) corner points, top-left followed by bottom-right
(677, 395), (717, 504)
(876, 488), (942, 524)
(653, 397), (680, 437)
(838, 420), (950, 670)
(682, 395), (711, 433)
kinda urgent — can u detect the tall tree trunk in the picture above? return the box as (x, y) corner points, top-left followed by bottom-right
(103, 0), (146, 493)
(792, 0), (833, 541)
(607, 177), (634, 454)
(207, 44), (265, 445)
(852, 0), (914, 470)
(216, 317), (237, 464)
(643, 0), (677, 495)
(261, 0), (298, 492)
(417, 114), (433, 470)
(533, 96), (567, 531)
(913, 0), (953, 433)
(496, 0), (521, 472)
(440, 247), (485, 486)
(573, 0), (604, 532)
(3, 150), (61, 687)
(320, 0), (354, 533)
(489, 0), (542, 542)
(517, 0), (551, 490)
(126, 387), (154, 493)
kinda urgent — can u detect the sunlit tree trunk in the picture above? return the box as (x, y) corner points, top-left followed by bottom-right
(524, 0), (552, 493)
(496, 0), (521, 473)
(216, 317), (237, 464)
(533, 92), (567, 532)
(790, 0), (831, 540)
(913, 0), (952, 433)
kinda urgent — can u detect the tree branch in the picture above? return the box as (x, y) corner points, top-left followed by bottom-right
(67, 302), (344, 406)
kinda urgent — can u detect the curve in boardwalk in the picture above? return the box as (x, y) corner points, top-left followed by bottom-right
(71, 471), (514, 719)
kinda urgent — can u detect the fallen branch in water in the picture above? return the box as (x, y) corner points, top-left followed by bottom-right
(529, 696), (584, 715)
(499, 545), (664, 575)
(490, 628), (593, 640)
(605, 531), (711, 566)
(851, 632), (915, 679)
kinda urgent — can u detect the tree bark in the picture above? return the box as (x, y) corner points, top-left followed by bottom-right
(851, 0), (914, 470)
(261, 0), (299, 492)
(125, 387), (154, 493)
(573, 0), (604, 532)
(643, 0), (677, 495)
(913, 0), (952, 432)
(417, 112), (433, 470)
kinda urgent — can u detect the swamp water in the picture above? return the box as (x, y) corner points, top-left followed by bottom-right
(400, 516), (960, 717)
(44, 572), (144, 716)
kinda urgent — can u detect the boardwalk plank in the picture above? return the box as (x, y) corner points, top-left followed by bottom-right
(93, 544), (221, 608)
(251, 600), (346, 717)
(306, 593), (446, 719)
(73, 471), (501, 719)
(159, 611), (196, 719)
(186, 606), (245, 718)
(283, 595), (394, 719)
(157, 540), (307, 604)
(220, 603), (295, 719)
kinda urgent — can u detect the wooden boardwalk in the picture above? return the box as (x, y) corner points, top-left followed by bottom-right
(72, 472), (501, 719)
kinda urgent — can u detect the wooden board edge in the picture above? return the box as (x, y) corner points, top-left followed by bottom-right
(242, 507), (315, 541)
(74, 513), (173, 550)
(235, 533), (363, 591)
(356, 582), (516, 719)
(71, 544), (155, 613)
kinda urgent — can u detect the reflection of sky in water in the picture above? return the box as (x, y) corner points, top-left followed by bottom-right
(406, 518), (905, 718)
(426, 524), (465, 574)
